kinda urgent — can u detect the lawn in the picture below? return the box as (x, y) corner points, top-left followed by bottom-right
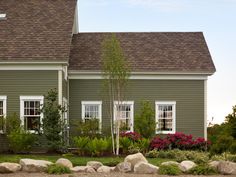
(0, 154), (173, 167)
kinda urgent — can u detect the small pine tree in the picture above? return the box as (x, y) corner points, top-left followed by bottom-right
(135, 101), (156, 138)
(225, 105), (236, 138)
(41, 89), (65, 152)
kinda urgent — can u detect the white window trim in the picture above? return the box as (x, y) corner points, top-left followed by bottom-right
(20, 96), (44, 133)
(0, 96), (7, 134)
(113, 101), (134, 132)
(155, 101), (176, 134)
(81, 101), (102, 131)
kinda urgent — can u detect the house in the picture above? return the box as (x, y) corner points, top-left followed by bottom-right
(0, 0), (216, 151)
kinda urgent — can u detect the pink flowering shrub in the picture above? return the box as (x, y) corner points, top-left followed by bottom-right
(120, 131), (142, 141)
(150, 132), (210, 150)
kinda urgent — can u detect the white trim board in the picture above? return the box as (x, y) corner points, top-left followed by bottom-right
(69, 73), (208, 80)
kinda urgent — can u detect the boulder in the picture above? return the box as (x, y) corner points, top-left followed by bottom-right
(86, 166), (96, 173)
(56, 158), (73, 168)
(0, 163), (21, 173)
(20, 158), (53, 172)
(124, 153), (148, 170)
(97, 165), (114, 173)
(161, 161), (179, 166)
(134, 162), (159, 174)
(87, 161), (103, 170)
(114, 162), (132, 173)
(179, 160), (196, 172)
(208, 161), (220, 170)
(217, 161), (236, 175)
(71, 166), (92, 173)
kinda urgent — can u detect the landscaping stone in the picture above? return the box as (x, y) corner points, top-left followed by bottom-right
(124, 152), (148, 170)
(114, 162), (132, 173)
(97, 165), (114, 173)
(86, 166), (96, 173)
(217, 161), (236, 175)
(87, 161), (103, 170)
(20, 158), (53, 172)
(56, 158), (73, 168)
(179, 160), (196, 172)
(208, 161), (220, 170)
(0, 163), (21, 173)
(161, 161), (179, 166)
(70, 166), (89, 173)
(134, 162), (159, 174)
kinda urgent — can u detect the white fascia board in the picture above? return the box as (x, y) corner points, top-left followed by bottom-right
(0, 63), (67, 70)
(72, 1), (79, 34)
(68, 71), (209, 80)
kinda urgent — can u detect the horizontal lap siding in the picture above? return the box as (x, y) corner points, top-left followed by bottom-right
(0, 70), (58, 152)
(69, 79), (204, 138)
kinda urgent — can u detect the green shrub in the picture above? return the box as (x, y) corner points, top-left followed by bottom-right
(73, 136), (90, 155)
(210, 135), (234, 154)
(159, 164), (181, 175)
(8, 129), (37, 153)
(86, 137), (110, 156)
(230, 140), (236, 154)
(5, 113), (21, 134)
(211, 152), (236, 162)
(136, 138), (150, 153)
(145, 149), (159, 158)
(46, 164), (71, 174)
(188, 165), (217, 175)
(134, 101), (156, 138)
(120, 137), (133, 154)
(128, 144), (140, 154)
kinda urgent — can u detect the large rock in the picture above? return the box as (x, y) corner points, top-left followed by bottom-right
(20, 158), (53, 172)
(70, 166), (96, 173)
(161, 161), (179, 166)
(124, 153), (148, 170)
(179, 160), (196, 172)
(208, 161), (220, 170)
(134, 162), (159, 174)
(0, 163), (21, 173)
(217, 161), (236, 175)
(114, 162), (132, 173)
(56, 158), (73, 168)
(87, 161), (103, 170)
(97, 165), (114, 173)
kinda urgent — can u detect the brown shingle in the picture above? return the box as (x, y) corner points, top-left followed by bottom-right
(0, 0), (76, 62)
(69, 32), (216, 73)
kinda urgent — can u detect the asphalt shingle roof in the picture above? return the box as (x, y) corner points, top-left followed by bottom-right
(0, 0), (76, 62)
(69, 32), (216, 73)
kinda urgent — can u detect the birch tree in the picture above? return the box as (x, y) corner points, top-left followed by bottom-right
(102, 34), (130, 155)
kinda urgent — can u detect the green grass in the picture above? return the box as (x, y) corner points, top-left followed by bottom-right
(0, 154), (173, 166)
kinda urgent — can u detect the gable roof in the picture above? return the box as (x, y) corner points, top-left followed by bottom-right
(69, 32), (216, 74)
(0, 0), (76, 62)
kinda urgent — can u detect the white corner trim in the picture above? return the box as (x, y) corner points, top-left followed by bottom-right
(19, 96), (44, 132)
(58, 70), (63, 105)
(204, 80), (207, 140)
(113, 101), (134, 132)
(155, 101), (176, 134)
(72, 1), (79, 34)
(0, 96), (7, 133)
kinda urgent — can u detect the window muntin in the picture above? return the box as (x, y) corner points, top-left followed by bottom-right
(0, 96), (7, 133)
(155, 101), (176, 134)
(114, 101), (134, 132)
(20, 96), (43, 133)
(81, 101), (102, 130)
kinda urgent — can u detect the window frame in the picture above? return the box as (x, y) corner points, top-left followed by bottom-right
(20, 96), (44, 133)
(81, 101), (102, 131)
(0, 96), (7, 134)
(155, 101), (176, 134)
(113, 101), (134, 132)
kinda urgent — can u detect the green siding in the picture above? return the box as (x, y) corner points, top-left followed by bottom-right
(69, 79), (204, 138)
(0, 70), (58, 115)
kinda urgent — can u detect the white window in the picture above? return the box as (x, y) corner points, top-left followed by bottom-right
(114, 101), (134, 132)
(155, 101), (176, 134)
(81, 101), (102, 130)
(0, 96), (7, 133)
(20, 96), (44, 133)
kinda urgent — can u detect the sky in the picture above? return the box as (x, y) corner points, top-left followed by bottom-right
(78, 0), (236, 124)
